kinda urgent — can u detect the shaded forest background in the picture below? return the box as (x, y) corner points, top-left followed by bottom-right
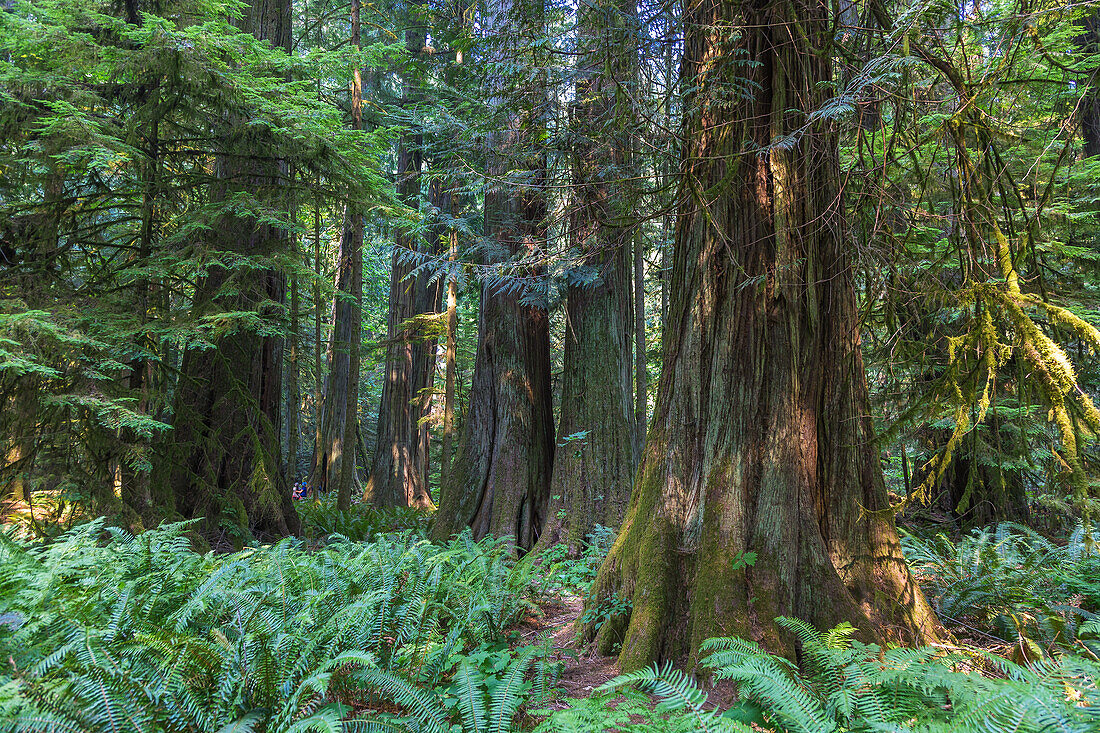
(7, 0), (1100, 536)
(6, 0), (1100, 684)
(10, 0), (1100, 730)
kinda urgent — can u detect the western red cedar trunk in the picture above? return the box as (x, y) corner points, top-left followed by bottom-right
(633, 235), (646, 460)
(310, 213), (364, 504)
(583, 0), (938, 668)
(156, 0), (299, 540)
(367, 7), (441, 510)
(432, 0), (553, 550)
(311, 0), (364, 508)
(535, 0), (636, 554)
(431, 281), (554, 549)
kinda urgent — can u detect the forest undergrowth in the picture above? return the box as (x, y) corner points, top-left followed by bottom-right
(2, 508), (1100, 732)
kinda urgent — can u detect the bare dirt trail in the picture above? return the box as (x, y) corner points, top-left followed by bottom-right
(519, 593), (621, 708)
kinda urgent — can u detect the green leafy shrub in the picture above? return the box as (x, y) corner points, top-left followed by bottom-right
(0, 519), (533, 732)
(531, 525), (617, 595)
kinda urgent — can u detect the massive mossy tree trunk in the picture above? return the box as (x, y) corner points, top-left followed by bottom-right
(535, 0), (637, 554)
(159, 0), (299, 539)
(432, 0), (553, 550)
(310, 0), (365, 509)
(583, 0), (938, 668)
(367, 7), (441, 509)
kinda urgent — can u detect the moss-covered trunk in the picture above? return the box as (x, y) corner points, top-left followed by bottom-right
(583, 0), (938, 668)
(158, 0), (299, 540)
(535, 0), (636, 554)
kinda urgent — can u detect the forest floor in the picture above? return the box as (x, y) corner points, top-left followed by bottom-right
(519, 593), (620, 709)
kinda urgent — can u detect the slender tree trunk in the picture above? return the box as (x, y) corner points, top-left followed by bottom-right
(441, 258), (459, 482)
(120, 103), (157, 521)
(535, 0), (637, 554)
(286, 267), (301, 481)
(633, 234), (646, 461)
(367, 6), (441, 509)
(432, 0), (553, 550)
(583, 0), (938, 668)
(312, 196), (323, 473)
(311, 0), (364, 508)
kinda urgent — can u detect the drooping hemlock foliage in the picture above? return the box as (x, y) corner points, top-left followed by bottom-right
(853, 0), (1100, 522)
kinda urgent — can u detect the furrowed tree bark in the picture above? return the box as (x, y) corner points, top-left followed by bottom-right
(157, 0), (299, 540)
(311, 0), (364, 509)
(535, 0), (637, 554)
(367, 4), (441, 509)
(583, 0), (938, 668)
(633, 234), (645, 461)
(432, 0), (553, 550)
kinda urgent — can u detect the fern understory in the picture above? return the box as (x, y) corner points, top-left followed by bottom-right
(901, 522), (1100, 661)
(0, 519), (545, 732)
(2, 518), (1100, 732)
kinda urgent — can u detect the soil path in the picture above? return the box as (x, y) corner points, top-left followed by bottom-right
(520, 593), (620, 709)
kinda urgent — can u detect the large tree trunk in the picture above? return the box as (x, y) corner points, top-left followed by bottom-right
(535, 0), (637, 554)
(286, 267), (301, 481)
(156, 0), (299, 540)
(367, 8), (441, 509)
(432, 0), (553, 550)
(310, 0), (365, 509)
(431, 281), (554, 549)
(583, 0), (938, 668)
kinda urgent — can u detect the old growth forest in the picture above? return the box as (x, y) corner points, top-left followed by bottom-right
(9, 0), (1100, 729)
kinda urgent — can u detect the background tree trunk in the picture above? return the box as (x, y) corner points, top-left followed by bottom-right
(583, 0), (938, 668)
(432, 0), (553, 549)
(311, 0), (364, 509)
(535, 0), (637, 554)
(368, 6), (441, 509)
(286, 267), (301, 482)
(158, 0), (299, 541)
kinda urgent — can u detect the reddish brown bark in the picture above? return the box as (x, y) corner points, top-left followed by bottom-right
(535, 0), (637, 554)
(583, 0), (938, 668)
(432, 0), (553, 549)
